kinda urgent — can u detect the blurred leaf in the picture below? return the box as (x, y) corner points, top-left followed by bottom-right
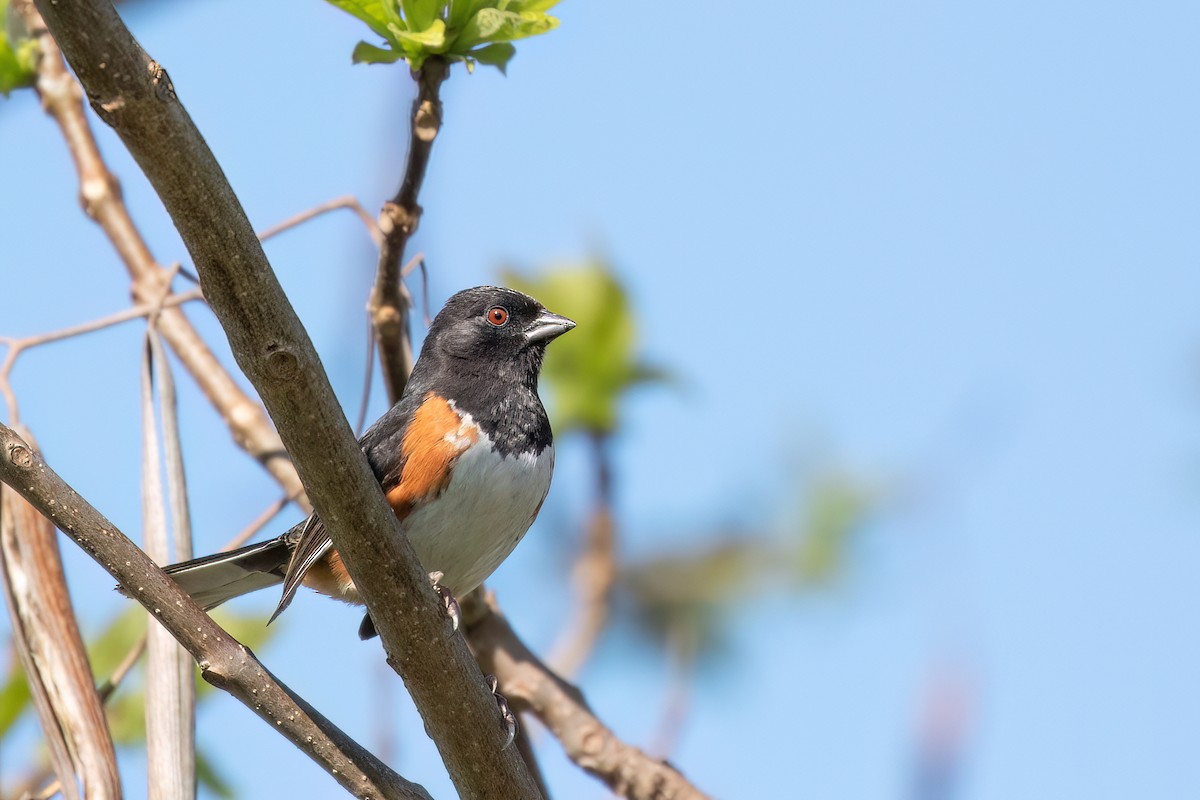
(791, 477), (871, 585)
(87, 607), (147, 678)
(196, 749), (235, 799)
(0, 654), (33, 738)
(623, 537), (777, 661)
(1, 0), (38, 97)
(326, 0), (559, 73)
(105, 607), (276, 744)
(505, 262), (668, 435)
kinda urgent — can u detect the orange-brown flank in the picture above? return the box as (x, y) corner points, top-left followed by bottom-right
(386, 392), (480, 520)
(304, 393), (480, 600)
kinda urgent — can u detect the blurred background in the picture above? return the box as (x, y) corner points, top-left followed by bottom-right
(3, 1), (1200, 797)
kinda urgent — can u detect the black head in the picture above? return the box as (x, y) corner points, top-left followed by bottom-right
(421, 286), (575, 378)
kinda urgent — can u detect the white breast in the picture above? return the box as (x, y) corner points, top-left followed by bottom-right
(404, 431), (554, 595)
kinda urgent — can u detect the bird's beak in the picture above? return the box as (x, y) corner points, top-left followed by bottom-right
(524, 311), (576, 344)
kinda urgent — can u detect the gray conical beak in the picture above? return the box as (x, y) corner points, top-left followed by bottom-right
(524, 311), (576, 344)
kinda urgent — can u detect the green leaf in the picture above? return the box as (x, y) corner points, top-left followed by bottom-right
(401, 0), (445, 32)
(447, 0), (489, 31)
(389, 18), (447, 48)
(1, 0), (37, 97)
(507, 0), (561, 12)
(467, 41), (516, 74)
(453, 8), (557, 50)
(323, 0), (396, 40)
(351, 40), (406, 64)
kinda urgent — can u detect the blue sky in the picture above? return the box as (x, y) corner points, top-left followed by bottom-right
(3, 1), (1200, 797)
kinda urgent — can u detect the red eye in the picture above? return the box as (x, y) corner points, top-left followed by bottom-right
(486, 306), (509, 326)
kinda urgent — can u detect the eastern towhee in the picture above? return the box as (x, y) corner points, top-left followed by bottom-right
(162, 286), (574, 640)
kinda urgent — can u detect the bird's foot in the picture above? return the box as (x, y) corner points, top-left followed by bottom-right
(486, 674), (518, 749)
(428, 571), (460, 631)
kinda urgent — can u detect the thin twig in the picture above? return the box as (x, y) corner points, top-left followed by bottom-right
(257, 195), (382, 247)
(0, 422), (431, 800)
(464, 589), (711, 800)
(0, 289), (204, 423)
(369, 59), (449, 404)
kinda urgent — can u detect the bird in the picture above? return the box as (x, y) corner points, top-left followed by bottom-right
(160, 285), (575, 641)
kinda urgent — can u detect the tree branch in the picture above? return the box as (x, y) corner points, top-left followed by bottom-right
(31, 3), (542, 796)
(0, 423), (431, 800)
(370, 58), (449, 404)
(464, 590), (711, 800)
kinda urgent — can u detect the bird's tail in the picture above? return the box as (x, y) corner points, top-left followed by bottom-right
(162, 536), (292, 611)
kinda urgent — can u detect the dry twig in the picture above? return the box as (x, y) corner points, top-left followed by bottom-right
(369, 59), (449, 404)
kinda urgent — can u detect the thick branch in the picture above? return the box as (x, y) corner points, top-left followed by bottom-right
(0, 423), (430, 800)
(16, 0), (307, 509)
(465, 591), (711, 800)
(370, 58), (449, 404)
(32, 3), (541, 797)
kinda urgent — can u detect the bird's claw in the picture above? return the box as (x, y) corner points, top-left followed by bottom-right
(428, 571), (460, 631)
(486, 674), (518, 749)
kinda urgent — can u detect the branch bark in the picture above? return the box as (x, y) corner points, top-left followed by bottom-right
(0, 423), (431, 800)
(370, 58), (449, 404)
(31, 3), (542, 797)
(0, 466), (121, 800)
(464, 590), (711, 800)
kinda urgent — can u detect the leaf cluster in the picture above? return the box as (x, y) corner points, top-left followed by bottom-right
(326, 0), (560, 73)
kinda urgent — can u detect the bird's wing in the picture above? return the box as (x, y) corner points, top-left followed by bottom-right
(269, 391), (479, 621)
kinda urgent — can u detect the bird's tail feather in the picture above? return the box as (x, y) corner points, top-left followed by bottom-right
(162, 536), (292, 611)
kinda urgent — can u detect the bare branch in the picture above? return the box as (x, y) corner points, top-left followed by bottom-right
(549, 434), (618, 676)
(465, 590), (712, 800)
(0, 430), (121, 800)
(0, 422), (432, 800)
(31, 4), (542, 796)
(15, 0), (308, 509)
(0, 288), (203, 423)
(370, 59), (449, 404)
(258, 195), (382, 247)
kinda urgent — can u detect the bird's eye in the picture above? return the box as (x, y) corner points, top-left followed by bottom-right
(486, 306), (509, 326)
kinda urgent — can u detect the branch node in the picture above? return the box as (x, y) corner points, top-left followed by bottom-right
(148, 61), (175, 101)
(8, 443), (33, 468)
(264, 346), (301, 381)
